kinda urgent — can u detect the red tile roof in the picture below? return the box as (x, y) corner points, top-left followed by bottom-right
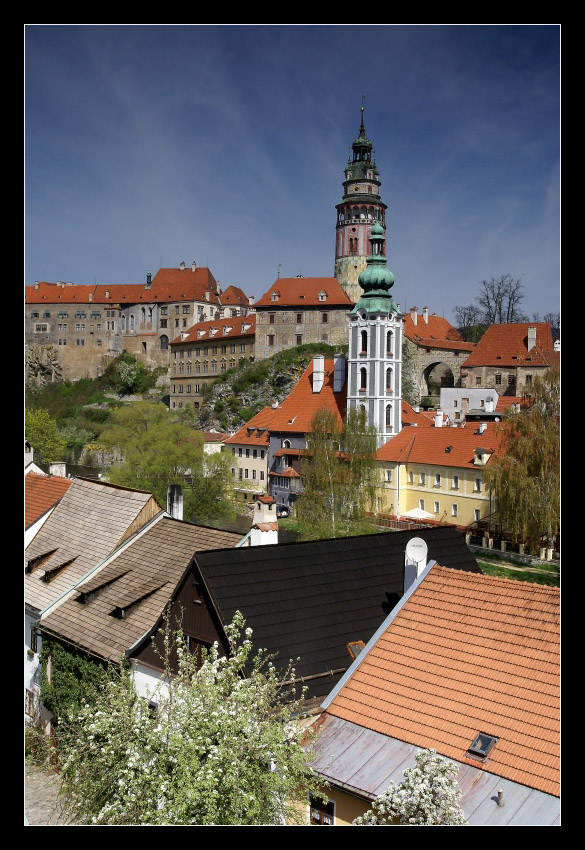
(170, 315), (256, 345)
(224, 407), (279, 447)
(26, 267), (221, 306)
(462, 323), (556, 367)
(255, 277), (352, 308)
(25, 471), (72, 530)
(265, 358), (347, 434)
(220, 285), (250, 306)
(376, 421), (504, 468)
(325, 565), (559, 796)
(404, 312), (475, 353)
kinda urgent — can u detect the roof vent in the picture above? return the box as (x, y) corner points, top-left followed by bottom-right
(444, 445), (453, 454)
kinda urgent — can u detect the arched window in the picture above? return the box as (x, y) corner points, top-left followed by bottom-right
(360, 330), (368, 355)
(130, 314), (135, 330)
(386, 368), (393, 392)
(386, 330), (393, 356)
(283, 439), (291, 449)
(160, 335), (169, 350)
(386, 404), (393, 428)
(141, 307), (146, 324)
(360, 367), (367, 391)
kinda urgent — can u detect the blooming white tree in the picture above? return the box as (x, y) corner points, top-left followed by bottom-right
(56, 612), (325, 825)
(353, 748), (467, 825)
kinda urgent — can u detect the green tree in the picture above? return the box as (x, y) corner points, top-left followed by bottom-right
(25, 407), (66, 468)
(486, 368), (560, 554)
(56, 613), (326, 825)
(101, 402), (233, 522)
(297, 406), (378, 540)
(353, 748), (467, 825)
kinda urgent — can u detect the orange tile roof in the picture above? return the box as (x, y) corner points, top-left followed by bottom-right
(401, 400), (435, 427)
(325, 565), (559, 797)
(404, 312), (475, 353)
(376, 421), (504, 467)
(265, 358), (347, 433)
(255, 277), (352, 308)
(170, 315), (256, 345)
(462, 323), (555, 367)
(220, 285), (249, 306)
(224, 407), (279, 447)
(26, 267), (221, 306)
(25, 471), (72, 530)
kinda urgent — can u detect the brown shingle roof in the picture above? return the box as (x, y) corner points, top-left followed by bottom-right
(462, 323), (555, 367)
(26, 478), (161, 615)
(324, 565), (559, 796)
(255, 277), (352, 308)
(25, 471), (72, 530)
(39, 516), (241, 663)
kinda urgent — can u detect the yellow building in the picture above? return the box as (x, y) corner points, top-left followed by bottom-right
(375, 420), (503, 529)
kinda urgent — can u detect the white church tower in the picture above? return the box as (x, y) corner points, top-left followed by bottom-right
(347, 220), (403, 448)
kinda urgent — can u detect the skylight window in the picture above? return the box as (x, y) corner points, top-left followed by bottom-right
(468, 732), (498, 759)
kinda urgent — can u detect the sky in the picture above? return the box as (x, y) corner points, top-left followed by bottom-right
(25, 24), (560, 325)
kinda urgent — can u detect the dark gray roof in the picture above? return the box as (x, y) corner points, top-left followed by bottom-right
(196, 527), (479, 702)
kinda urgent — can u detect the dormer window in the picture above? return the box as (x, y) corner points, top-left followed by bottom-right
(271, 292), (279, 302)
(318, 291), (327, 302)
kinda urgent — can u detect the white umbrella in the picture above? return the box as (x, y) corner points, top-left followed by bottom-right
(401, 507), (434, 519)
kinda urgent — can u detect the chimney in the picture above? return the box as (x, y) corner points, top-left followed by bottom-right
(249, 497), (279, 547)
(49, 462), (67, 478)
(333, 354), (346, 393)
(179, 261), (186, 271)
(205, 291), (210, 302)
(410, 306), (418, 326)
(105, 289), (110, 299)
(34, 281), (40, 289)
(191, 260), (197, 272)
(248, 295), (255, 306)
(422, 306), (429, 324)
(496, 790), (505, 808)
(312, 355), (325, 393)
(434, 409), (444, 428)
(527, 326), (537, 351)
(88, 292), (93, 302)
(167, 484), (183, 521)
(146, 271), (152, 289)
(485, 397), (495, 413)
(479, 422), (487, 434)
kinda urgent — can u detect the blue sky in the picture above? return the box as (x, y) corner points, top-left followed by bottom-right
(25, 24), (560, 324)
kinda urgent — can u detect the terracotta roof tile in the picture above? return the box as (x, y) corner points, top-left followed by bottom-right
(255, 277), (352, 308)
(404, 313), (475, 353)
(170, 314), (255, 345)
(25, 471), (72, 530)
(376, 420), (504, 467)
(325, 566), (559, 797)
(264, 358), (347, 434)
(462, 323), (555, 367)
(224, 407), (278, 446)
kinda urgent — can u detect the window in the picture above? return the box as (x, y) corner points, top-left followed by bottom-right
(386, 330), (393, 355)
(508, 374), (515, 385)
(385, 404), (392, 428)
(475, 376), (481, 386)
(360, 367), (367, 391)
(419, 499), (425, 511)
(321, 312), (328, 324)
(474, 509), (481, 522)
(309, 795), (334, 825)
(434, 501), (440, 514)
(385, 468), (391, 483)
(408, 471), (414, 484)
(175, 306), (180, 314)
(269, 313), (276, 324)
(495, 373), (502, 385)
(183, 305), (190, 314)
(386, 368), (393, 392)
(161, 307), (168, 315)
(419, 472), (426, 486)
(30, 625), (38, 654)
(296, 334), (303, 345)
(452, 504), (458, 517)
(260, 471), (265, 481)
(76, 338), (85, 346)
(296, 313), (302, 324)
(160, 335), (169, 350)
(35, 323), (48, 333)
(360, 329), (368, 354)
(526, 374), (533, 385)
(268, 335), (275, 347)
(452, 475), (459, 490)
(474, 478), (482, 492)
(434, 473), (441, 487)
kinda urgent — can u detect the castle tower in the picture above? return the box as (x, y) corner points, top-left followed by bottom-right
(347, 221), (403, 448)
(334, 106), (387, 304)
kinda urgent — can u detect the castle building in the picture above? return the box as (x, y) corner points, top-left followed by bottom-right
(347, 221), (403, 448)
(334, 107), (387, 304)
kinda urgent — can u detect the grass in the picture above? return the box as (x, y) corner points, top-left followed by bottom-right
(478, 560), (559, 587)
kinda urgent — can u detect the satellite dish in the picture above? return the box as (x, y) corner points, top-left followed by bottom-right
(405, 537), (428, 564)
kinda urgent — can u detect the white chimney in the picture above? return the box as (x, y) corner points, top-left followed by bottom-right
(479, 422), (487, 434)
(249, 497), (279, 546)
(312, 355), (325, 394)
(527, 327), (537, 351)
(248, 295), (255, 306)
(205, 291), (210, 302)
(485, 397), (495, 413)
(167, 484), (183, 521)
(554, 339), (560, 351)
(179, 261), (186, 271)
(410, 306), (418, 326)
(191, 260), (197, 272)
(434, 409), (444, 428)
(49, 462), (67, 477)
(333, 354), (346, 393)
(422, 306), (429, 324)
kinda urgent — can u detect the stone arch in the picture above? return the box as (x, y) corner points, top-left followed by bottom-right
(421, 361), (455, 398)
